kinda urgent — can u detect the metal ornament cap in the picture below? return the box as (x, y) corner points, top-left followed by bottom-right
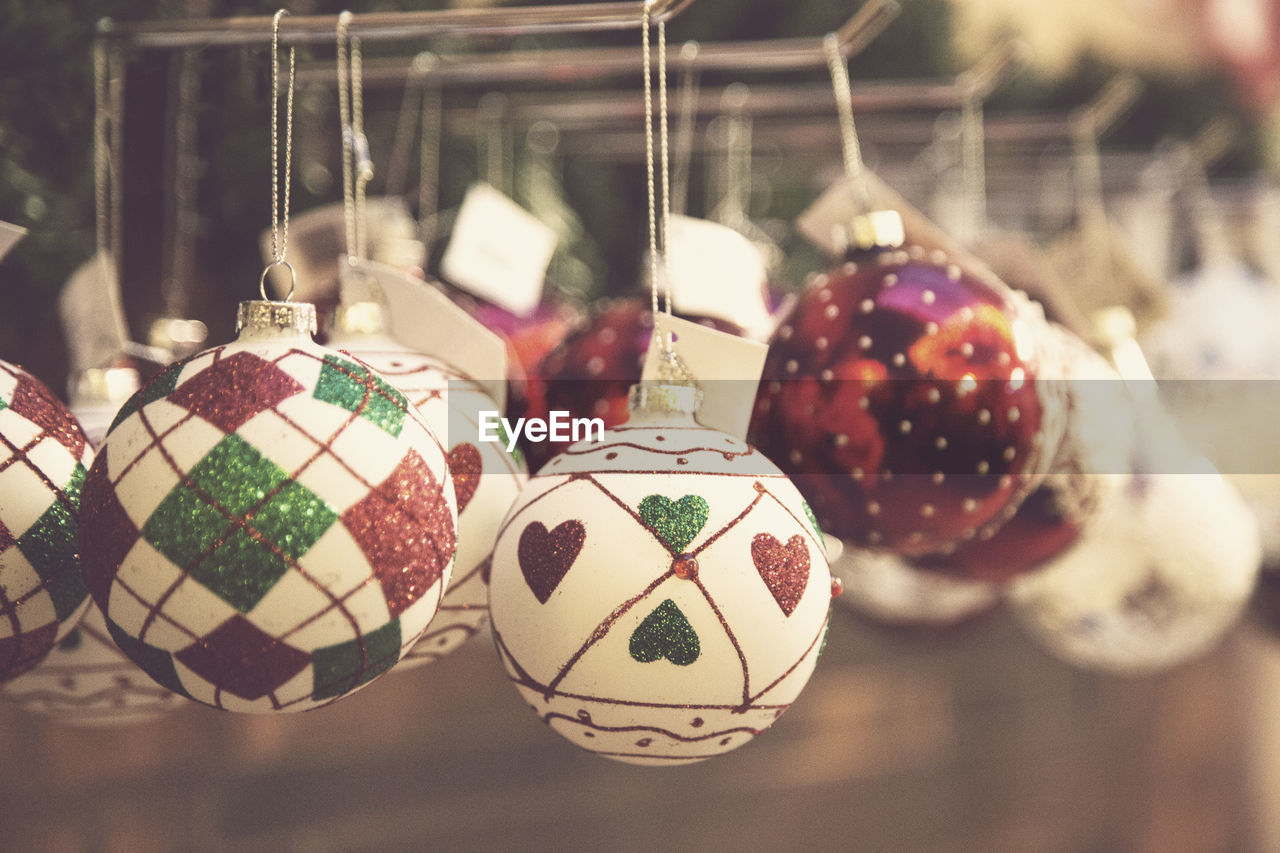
(840, 209), (906, 255)
(627, 383), (703, 419)
(235, 300), (318, 338)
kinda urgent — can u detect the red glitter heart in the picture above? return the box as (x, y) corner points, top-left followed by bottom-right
(517, 520), (585, 604)
(750, 533), (810, 617)
(447, 443), (482, 513)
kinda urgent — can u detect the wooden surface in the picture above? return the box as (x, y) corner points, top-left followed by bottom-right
(0, 601), (1273, 852)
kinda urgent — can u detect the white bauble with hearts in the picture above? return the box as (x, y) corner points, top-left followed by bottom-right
(489, 385), (834, 766)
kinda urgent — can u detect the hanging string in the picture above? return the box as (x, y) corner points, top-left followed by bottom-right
(642, 1), (674, 357)
(337, 11), (373, 263)
(658, 18), (672, 325)
(264, 9), (296, 299)
(93, 41), (111, 261)
(162, 49), (202, 319)
(670, 42), (700, 218)
(418, 76), (443, 250)
(823, 34), (863, 181)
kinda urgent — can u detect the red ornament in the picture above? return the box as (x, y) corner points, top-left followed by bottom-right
(525, 298), (741, 470)
(751, 251), (1062, 555)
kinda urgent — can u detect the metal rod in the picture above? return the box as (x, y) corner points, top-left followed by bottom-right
(293, 0), (900, 87)
(97, 0), (697, 50)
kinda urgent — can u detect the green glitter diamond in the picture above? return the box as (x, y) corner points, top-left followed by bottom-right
(638, 494), (709, 554)
(143, 435), (338, 612)
(629, 599), (700, 666)
(313, 355), (407, 437)
(19, 464), (87, 621)
(109, 359), (185, 435)
(312, 618), (402, 700)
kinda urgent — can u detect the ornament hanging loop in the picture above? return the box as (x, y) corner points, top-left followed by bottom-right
(260, 259), (295, 301)
(264, 8), (297, 298)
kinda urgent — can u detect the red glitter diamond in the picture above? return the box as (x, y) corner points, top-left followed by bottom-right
(0, 521), (14, 553)
(175, 615), (310, 701)
(341, 449), (456, 616)
(80, 452), (139, 610)
(168, 352), (304, 433)
(11, 376), (86, 459)
(0, 622), (58, 682)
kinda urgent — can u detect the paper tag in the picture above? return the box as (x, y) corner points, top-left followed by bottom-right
(0, 221), (26, 264)
(641, 314), (767, 441)
(440, 182), (555, 317)
(351, 258), (508, 411)
(664, 215), (773, 340)
(59, 253), (130, 373)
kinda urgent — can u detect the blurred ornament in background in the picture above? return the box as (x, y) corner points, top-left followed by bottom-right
(0, 362), (94, 683)
(910, 326), (1135, 584)
(526, 298), (745, 470)
(329, 285), (527, 668)
(79, 297), (458, 712)
(832, 548), (1001, 628)
(1007, 409), (1260, 674)
(489, 384), (833, 765)
(752, 207), (1064, 556)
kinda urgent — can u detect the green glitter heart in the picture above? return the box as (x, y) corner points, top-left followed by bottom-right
(638, 494), (709, 554)
(629, 599), (700, 666)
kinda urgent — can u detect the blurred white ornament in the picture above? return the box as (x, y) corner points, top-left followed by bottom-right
(1007, 461), (1259, 674)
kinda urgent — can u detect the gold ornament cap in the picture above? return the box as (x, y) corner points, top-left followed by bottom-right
(236, 300), (318, 336)
(839, 209), (906, 254)
(628, 382), (703, 416)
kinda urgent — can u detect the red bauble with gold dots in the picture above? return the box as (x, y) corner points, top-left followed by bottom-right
(750, 250), (1063, 556)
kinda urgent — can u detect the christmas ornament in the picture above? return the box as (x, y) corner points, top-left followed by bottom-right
(2, 602), (183, 725)
(3, 365), (185, 723)
(0, 360), (94, 682)
(329, 301), (526, 665)
(489, 384), (834, 765)
(528, 298), (742, 470)
(910, 327), (1133, 583)
(832, 548), (1000, 628)
(79, 298), (459, 712)
(751, 231), (1063, 556)
(1007, 467), (1259, 673)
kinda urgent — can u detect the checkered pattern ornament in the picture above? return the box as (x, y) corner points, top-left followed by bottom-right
(2, 371), (185, 724)
(489, 384), (835, 766)
(79, 301), (458, 712)
(331, 320), (526, 667)
(0, 361), (93, 682)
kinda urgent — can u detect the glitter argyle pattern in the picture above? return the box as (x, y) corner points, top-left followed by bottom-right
(0, 361), (93, 682)
(330, 347), (528, 668)
(83, 343), (457, 712)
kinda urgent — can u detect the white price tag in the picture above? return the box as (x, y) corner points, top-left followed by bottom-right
(349, 258), (508, 411)
(640, 313), (767, 441)
(441, 182), (556, 317)
(664, 215), (773, 341)
(58, 253), (130, 373)
(0, 221), (26, 264)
